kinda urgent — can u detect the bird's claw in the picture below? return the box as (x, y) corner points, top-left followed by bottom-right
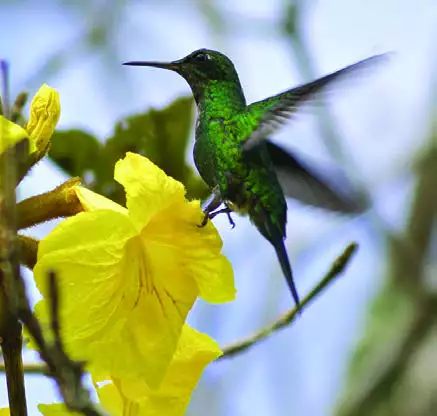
(226, 211), (235, 229)
(198, 213), (210, 228)
(197, 207), (235, 229)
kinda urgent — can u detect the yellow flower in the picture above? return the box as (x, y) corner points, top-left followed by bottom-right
(0, 116), (28, 153)
(34, 152), (235, 388)
(37, 404), (80, 415)
(38, 326), (221, 416)
(99, 326), (222, 416)
(25, 83), (60, 153)
(0, 84), (59, 156)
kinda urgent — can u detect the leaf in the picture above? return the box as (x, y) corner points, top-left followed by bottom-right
(49, 129), (101, 179)
(48, 97), (210, 204)
(104, 96), (194, 179)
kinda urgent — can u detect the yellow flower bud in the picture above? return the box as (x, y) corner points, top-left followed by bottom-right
(26, 84), (60, 153)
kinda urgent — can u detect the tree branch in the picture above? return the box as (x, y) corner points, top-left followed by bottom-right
(0, 59), (28, 416)
(17, 271), (107, 416)
(219, 242), (358, 360)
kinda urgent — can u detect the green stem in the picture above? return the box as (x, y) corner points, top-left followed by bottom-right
(219, 242), (358, 359)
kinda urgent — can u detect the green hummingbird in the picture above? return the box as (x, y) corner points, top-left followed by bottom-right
(123, 49), (385, 310)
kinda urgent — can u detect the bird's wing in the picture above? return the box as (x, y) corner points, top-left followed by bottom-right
(266, 141), (365, 213)
(243, 54), (387, 152)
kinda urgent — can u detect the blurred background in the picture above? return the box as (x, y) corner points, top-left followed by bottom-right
(1, 0), (437, 415)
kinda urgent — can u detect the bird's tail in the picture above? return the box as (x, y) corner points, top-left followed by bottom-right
(273, 237), (301, 311)
(252, 207), (301, 310)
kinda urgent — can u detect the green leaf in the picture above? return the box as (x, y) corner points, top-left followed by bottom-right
(49, 129), (101, 179)
(48, 97), (210, 204)
(104, 96), (194, 178)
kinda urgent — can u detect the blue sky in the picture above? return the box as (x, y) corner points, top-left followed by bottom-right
(1, 0), (436, 414)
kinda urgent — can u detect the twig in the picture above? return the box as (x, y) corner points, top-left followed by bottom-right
(219, 242), (358, 359)
(17, 271), (107, 416)
(10, 92), (28, 124)
(16, 177), (82, 230)
(0, 59), (28, 416)
(0, 361), (46, 374)
(17, 235), (39, 270)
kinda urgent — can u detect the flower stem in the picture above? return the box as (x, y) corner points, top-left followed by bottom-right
(17, 177), (83, 230)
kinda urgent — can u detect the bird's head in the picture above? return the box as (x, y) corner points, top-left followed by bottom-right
(123, 48), (241, 102)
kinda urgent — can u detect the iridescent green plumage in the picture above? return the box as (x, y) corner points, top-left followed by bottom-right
(124, 49), (385, 309)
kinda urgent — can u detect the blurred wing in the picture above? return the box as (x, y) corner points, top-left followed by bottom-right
(267, 141), (365, 213)
(243, 54), (388, 152)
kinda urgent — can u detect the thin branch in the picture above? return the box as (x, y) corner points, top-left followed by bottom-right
(10, 92), (28, 124)
(17, 271), (107, 416)
(0, 59), (28, 416)
(219, 242), (358, 359)
(17, 235), (39, 270)
(16, 177), (82, 230)
(0, 361), (46, 374)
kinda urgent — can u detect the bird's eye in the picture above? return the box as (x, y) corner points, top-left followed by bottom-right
(195, 53), (210, 62)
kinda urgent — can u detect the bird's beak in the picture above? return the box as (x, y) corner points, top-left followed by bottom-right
(122, 60), (181, 72)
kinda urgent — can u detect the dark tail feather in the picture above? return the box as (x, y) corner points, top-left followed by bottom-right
(251, 205), (301, 310)
(273, 237), (301, 311)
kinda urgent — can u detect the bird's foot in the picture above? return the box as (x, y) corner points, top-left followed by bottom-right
(199, 212), (210, 228)
(198, 206), (235, 229)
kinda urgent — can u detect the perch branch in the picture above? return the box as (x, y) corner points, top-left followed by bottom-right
(219, 242), (358, 359)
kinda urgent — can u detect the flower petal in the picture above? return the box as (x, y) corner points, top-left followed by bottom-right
(75, 186), (128, 215)
(115, 152), (235, 302)
(38, 404), (81, 415)
(114, 152), (186, 231)
(34, 207), (195, 387)
(0, 116), (30, 153)
(144, 199), (236, 303)
(96, 325), (222, 416)
(26, 84), (60, 153)
(126, 276), (196, 387)
(34, 210), (139, 363)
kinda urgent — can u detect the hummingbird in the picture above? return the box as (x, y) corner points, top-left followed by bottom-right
(123, 49), (385, 310)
